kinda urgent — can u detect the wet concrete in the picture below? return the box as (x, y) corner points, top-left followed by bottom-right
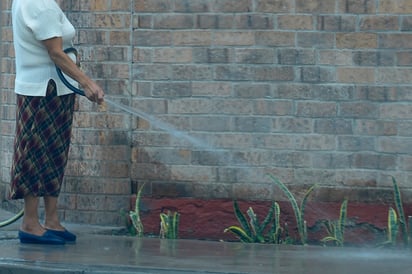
(0, 210), (412, 273)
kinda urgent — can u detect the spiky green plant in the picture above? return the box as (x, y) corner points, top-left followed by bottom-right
(280, 222), (295, 244)
(268, 174), (316, 245)
(224, 200), (277, 243)
(391, 176), (409, 246)
(160, 211), (180, 239)
(321, 199), (348, 247)
(270, 201), (283, 243)
(120, 208), (137, 236)
(387, 207), (399, 246)
(378, 207), (399, 248)
(129, 183), (145, 237)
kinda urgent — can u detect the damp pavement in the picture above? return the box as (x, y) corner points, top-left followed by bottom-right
(0, 209), (412, 274)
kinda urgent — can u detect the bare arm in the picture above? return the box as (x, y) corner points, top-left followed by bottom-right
(42, 37), (104, 104)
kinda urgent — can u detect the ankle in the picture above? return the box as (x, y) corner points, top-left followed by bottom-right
(44, 220), (65, 231)
(20, 221), (45, 235)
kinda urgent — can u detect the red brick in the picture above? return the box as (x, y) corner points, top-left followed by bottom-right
(401, 16), (412, 31)
(173, 31), (212, 46)
(297, 32), (335, 48)
(296, 0), (335, 13)
(379, 34), (412, 49)
(380, 0), (412, 14)
(234, 14), (274, 29)
(153, 48), (192, 63)
(337, 0), (376, 14)
(376, 68), (412, 84)
(278, 15), (314, 30)
(213, 32), (255, 46)
(211, 0), (252, 12)
(134, 30), (172, 46)
(359, 16), (399, 31)
(90, 0), (110, 11)
(255, 0), (292, 12)
(134, 0), (173, 12)
(1, 0), (12, 10)
(174, 1), (211, 12)
(397, 51), (412, 66)
(109, 31), (131, 45)
(153, 14), (194, 29)
(318, 50), (353, 65)
(111, 0), (131, 11)
(255, 31), (295, 46)
(337, 67), (375, 83)
(317, 15), (357, 31)
(336, 33), (378, 48)
(93, 14), (130, 28)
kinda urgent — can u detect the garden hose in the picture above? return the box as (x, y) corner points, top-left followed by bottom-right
(56, 47), (86, 96)
(0, 209), (24, 227)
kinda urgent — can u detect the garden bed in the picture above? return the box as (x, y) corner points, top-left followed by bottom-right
(127, 196), (411, 247)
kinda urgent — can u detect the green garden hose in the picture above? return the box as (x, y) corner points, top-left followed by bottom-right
(0, 209), (24, 227)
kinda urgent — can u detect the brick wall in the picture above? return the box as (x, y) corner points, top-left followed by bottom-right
(2, 0), (412, 226)
(1, 0), (15, 206)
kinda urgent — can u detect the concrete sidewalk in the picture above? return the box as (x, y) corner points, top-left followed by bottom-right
(0, 209), (412, 274)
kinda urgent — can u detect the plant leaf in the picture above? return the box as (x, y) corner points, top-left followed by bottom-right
(392, 176), (408, 246)
(321, 236), (342, 246)
(274, 202), (280, 230)
(322, 220), (334, 235)
(321, 236), (338, 242)
(224, 226), (254, 243)
(233, 200), (252, 237)
(159, 212), (168, 239)
(260, 201), (276, 235)
(301, 184), (317, 222)
(268, 174), (304, 244)
(172, 212), (180, 239)
(388, 207), (398, 245)
(247, 207), (259, 238)
(338, 199), (348, 243)
(129, 183), (145, 237)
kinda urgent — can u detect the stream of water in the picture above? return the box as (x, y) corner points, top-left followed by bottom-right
(104, 97), (210, 149)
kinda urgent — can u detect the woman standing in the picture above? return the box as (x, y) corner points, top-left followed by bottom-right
(10, 0), (105, 244)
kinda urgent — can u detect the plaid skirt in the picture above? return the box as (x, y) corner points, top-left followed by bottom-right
(9, 80), (75, 199)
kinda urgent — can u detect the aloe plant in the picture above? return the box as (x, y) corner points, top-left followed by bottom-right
(120, 208), (137, 236)
(387, 207), (399, 246)
(391, 176), (409, 246)
(224, 200), (277, 243)
(378, 207), (399, 248)
(268, 174), (316, 245)
(129, 183), (145, 237)
(270, 201), (283, 243)
(160, 211), (180, 239)
(321, 199), (348, 247)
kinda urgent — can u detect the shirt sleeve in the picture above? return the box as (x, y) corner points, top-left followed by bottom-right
(27, 9), (64, 41)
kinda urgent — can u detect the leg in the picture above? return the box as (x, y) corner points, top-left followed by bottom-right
(18, 194), (66, 245)
(44, 196), (65, 231)
(21, 194), (45, 236)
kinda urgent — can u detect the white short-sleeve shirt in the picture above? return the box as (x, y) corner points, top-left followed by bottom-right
(12, 0), (76, 96)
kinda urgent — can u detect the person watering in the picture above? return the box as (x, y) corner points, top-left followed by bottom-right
(10, 0), (104, 244)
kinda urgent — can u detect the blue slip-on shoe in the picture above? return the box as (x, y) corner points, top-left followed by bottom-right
(18, 230), (66, 245)
(46, 229), (76, 243)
